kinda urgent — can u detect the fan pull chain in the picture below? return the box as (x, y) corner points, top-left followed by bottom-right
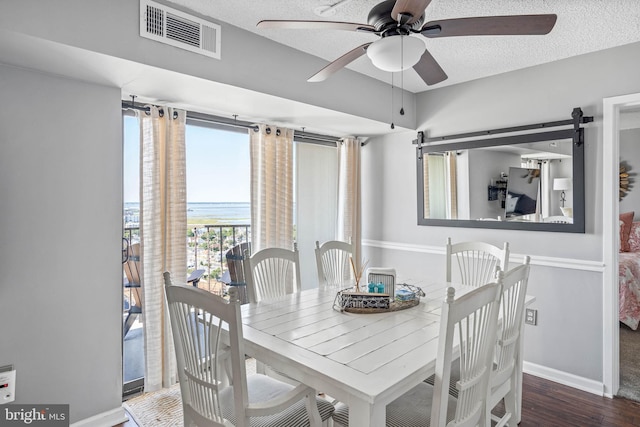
(390, 72), (395, 129)
(400, 36), (405, 116)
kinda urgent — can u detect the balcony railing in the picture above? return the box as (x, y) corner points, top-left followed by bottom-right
(123, 223), (251, 294)
(188, 223), (251, 294)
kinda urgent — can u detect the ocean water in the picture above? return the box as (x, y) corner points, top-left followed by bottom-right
(187, 202), (250, 222)
(124, 202), (250, 224)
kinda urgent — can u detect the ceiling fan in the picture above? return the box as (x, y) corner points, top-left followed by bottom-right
(257, 0), (557, 86)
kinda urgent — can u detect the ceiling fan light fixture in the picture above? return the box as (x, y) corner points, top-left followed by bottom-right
(366, 35), (425, 72)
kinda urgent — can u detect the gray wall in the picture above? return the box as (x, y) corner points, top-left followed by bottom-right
(361, 41), (640, 385)
(0, 0), (415, 131)
(0, 64), (123, 423)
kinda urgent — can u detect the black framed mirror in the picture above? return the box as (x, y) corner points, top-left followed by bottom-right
(416, 109), (591, 232)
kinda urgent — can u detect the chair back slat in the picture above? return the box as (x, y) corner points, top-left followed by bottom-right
(446, 238), (510, 287)
(489, 257), (531, 425)
(315, 240), (354, 287)
(244, 245), (301, 303)
(164, 272), (248, 427)
(165, 272), (329, 427)
(494, 262), (529, 386)
(431, 283), (502, 427)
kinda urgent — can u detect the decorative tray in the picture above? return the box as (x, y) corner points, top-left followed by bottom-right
(333, 284), (425, 314)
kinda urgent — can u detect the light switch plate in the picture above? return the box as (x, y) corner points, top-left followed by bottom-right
(0, 369), (16, 404)
(525, 308), (538, 326)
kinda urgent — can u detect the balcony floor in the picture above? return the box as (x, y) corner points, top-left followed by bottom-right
(124, 320), (144, 384)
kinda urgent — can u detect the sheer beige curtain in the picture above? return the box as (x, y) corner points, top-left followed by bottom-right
(337, 137), (361, 267)
(423, 153), (430, 217)
(447, 152), (458, 219)
(249, 124), (295, 252)
(540, 160), (551, 217)
(138, 106), (187, 392)
(423, 153), (457, 219)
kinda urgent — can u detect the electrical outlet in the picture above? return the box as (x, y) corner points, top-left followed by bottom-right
(525, 308), (538, 326)
(0, 366), (16, 404)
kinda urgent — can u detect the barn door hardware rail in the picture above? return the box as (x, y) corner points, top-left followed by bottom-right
(412, 107), (593, 159)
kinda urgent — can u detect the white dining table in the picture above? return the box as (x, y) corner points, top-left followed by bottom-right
(239, 280), (534, 427)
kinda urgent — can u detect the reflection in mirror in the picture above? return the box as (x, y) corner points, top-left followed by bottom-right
(418, 136), (583, 231)
(421, 140), (573, 223)
(423, 152), (457, 220)
(417, 108), (588, 232)
(505, 167), (540, 220)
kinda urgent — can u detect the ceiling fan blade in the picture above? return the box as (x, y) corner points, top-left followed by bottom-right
(413, 48), (448, 86)
(421, 14), (557, 38)
(308, 43), (372, 82)
(257, 20), (376, 33)
(391, 0), (432, 24)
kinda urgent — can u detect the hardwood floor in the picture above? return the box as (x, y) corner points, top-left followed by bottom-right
(113, 373), (640, 426)
(517, 374), (640, 426)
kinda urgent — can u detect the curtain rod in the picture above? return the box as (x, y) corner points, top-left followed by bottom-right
(121, 100), (341, 146)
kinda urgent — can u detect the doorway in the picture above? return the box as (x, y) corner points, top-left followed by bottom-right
(603, 92), (640, 397)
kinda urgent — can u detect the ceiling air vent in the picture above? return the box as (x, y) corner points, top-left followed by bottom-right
(140, 0), (221, 59)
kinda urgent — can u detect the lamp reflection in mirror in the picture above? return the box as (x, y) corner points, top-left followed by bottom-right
(553, 178), (572, 207)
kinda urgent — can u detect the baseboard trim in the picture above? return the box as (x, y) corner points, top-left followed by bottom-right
(524, 361), (605, 397)
(362, 239), (604, 272)
(71, 406), (128, 427)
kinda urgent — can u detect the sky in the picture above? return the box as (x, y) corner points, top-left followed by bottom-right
(123, 116), (250, 203)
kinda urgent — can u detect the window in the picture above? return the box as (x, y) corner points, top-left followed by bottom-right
(184, 124), (250, 293)
(122, 114), (339, 396)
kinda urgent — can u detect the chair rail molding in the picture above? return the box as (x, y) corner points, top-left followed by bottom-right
(362, 239), (604, 272)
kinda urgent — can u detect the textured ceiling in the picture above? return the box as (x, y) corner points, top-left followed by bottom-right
(166, 0), (640, 93)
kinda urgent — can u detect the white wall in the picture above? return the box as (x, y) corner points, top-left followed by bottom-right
(361, 41), (640, 389)
(0, 64), (124, 423)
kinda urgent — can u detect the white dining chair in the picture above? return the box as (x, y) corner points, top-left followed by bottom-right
(243, 244), (302, 381)
(424, 239), (509, 395)
(244, 243), (301, 303)
(429, 257), (532, 426)
(446, 237), (510, 287)
(332, 280), (503, 427)
(486, 257), (531, 427)
(314, 239), (354, 288)
(163, 272), (334, 427)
